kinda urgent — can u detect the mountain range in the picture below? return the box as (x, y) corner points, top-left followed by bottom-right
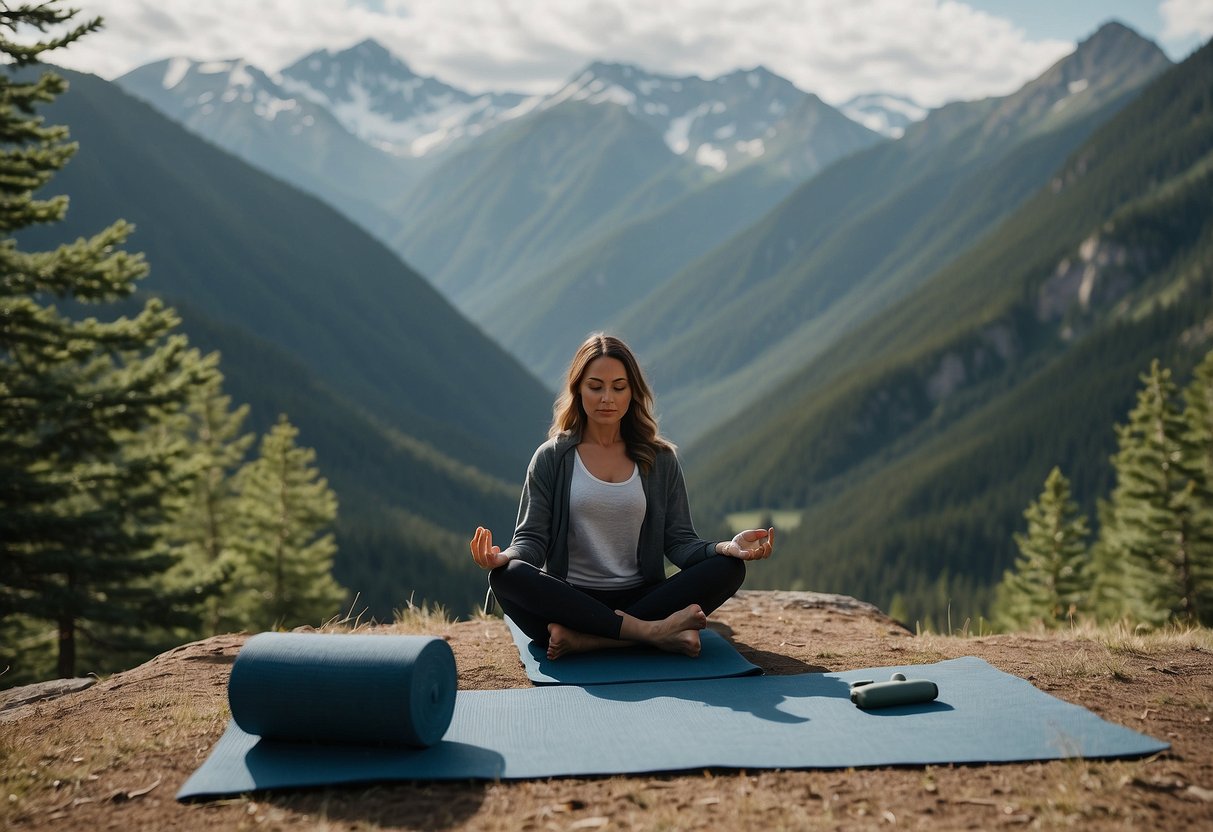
(60, 20), (1212, 627)
(116, 45), (890, 334)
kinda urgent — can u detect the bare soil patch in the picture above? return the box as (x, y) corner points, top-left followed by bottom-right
(3, 590), (1211, 831)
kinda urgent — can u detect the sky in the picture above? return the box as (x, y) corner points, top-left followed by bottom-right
(41, 0), (1213, 108)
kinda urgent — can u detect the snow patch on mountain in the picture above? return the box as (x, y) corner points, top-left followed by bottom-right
(695, 143), (728, 171)
(162, 57), (191, 90)
(840, 93), (928, 139)
(1051, 78), (1093, 114)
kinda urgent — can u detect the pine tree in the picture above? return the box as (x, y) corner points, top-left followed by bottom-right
(1096, 360), (1212, 626)
(160, 359), (255, 635)
(0, 4), (211, 680)
(995, 467), (1091, 629)
(1088, 498), (1130, 622)
(229, 415), (345, 631)
(1180, 349), (1213, 621)
(1184, 349), (1213, 483)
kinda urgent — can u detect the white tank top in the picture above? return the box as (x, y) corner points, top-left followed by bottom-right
(565, 450), (647, 589)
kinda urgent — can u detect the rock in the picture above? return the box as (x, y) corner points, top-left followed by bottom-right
(733, 589), (890, 618)
(0, 677), (96, 719)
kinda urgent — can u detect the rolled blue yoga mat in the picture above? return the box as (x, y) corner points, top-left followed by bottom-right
(227, 632), (457, 748)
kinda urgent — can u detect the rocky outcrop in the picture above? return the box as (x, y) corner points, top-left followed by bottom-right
(1037, 232), (1142, 332)
(0, 677), (96, 722)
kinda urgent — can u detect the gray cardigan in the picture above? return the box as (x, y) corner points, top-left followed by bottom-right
(502, 432), (718, 584)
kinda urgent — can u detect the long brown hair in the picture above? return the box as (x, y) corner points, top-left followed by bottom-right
(550, 333), (673, 472)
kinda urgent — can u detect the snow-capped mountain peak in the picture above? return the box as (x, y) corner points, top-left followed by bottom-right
(122, 56), (316, 128)
(839, 93), (928, 139)
(541, 62), (829, 172)
(278, 39), (538, 159)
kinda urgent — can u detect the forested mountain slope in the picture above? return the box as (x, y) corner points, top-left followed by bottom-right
(21, 68), (553, 615)
(173, 305), (521, 616)
(388, 99), (708, 309)
(685, 36), (1213, 628)
(622, 23), (1172, 442)
(489, 94), (883, 385)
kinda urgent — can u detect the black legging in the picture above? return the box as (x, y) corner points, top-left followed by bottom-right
(489, 556), (745, 646)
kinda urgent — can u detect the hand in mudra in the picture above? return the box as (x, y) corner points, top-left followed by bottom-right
(470, 526), (509, 570)
(721, 528), (775, 560)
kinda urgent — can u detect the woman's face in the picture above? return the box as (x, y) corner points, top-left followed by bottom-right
(579, 355), (631, 431)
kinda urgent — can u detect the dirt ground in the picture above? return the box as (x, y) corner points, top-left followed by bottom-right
(2, 589), (1211, 831)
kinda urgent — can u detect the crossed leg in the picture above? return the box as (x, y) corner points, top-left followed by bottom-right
(490, 556), (745, 660)
(548, 603), (708, 659)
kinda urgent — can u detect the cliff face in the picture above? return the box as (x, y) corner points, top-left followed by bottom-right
(3, 590), (1211, 831)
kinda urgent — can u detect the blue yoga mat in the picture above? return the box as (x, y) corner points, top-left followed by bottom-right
(178, 655), (1168, 799)
(504, 615), (762, 685)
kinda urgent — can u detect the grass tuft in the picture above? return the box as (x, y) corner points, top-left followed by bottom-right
(390, 594), (455, 634)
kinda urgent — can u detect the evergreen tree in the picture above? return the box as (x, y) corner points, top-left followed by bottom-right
(1180, 349), (1213, 620)
(0, 3), (211, 679)
(230, 415), (345, 631)
(1096, 360), (1212, 626)
(995, 467), (1091, 629)
(1184, 349), (1213, 483)
(1087, 498), (1130, 622)
(160, 359), (255, 635)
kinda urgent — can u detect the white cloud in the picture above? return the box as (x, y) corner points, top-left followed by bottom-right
(52, 0), (1079, 107)
(1161, 0), (1213, 39)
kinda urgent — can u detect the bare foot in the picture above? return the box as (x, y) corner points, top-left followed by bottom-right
(653, 627), (702, 657)
(666, 604), (708, 633)
(617, 604), (708, 656)
(546, 623), (578, 659)
(546, 623), (631, 660)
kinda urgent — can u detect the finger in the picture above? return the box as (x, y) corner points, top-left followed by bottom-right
(473, 528), (492, 568)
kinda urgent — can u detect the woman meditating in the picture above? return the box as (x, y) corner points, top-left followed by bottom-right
(470, 333), (774, 660)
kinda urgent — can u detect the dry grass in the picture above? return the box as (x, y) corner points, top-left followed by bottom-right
(3, 594), (1210, 832)
(313, 593), (459, 636)
(1093, 620), (1213, 654)
(388, 596), (456, 635)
